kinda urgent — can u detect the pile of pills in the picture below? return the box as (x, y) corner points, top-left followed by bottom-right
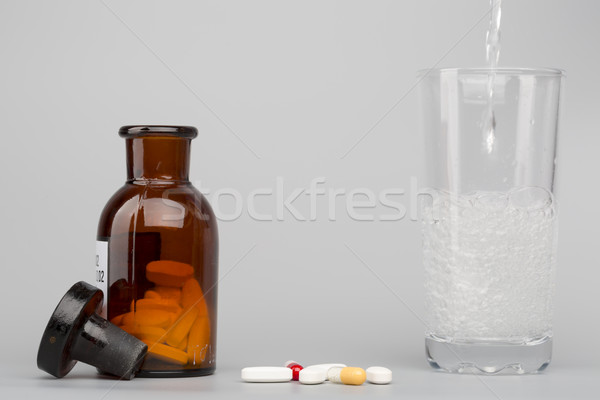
(241, 361), (392, 385)
(109, 260), (211, 367)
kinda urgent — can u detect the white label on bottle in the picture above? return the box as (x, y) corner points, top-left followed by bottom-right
(95, 240), (108, 318)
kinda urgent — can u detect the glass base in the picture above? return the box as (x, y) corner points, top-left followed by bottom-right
(98, 366), (215, 378)
(136, 366), (215, 378)
(426, 335), (552, 374)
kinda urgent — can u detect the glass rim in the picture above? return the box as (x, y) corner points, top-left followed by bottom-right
(119, 125), (198, 139)
(417, 67), (565, 78)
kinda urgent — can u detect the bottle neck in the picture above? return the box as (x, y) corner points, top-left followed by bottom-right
(125, 137), (191, 183)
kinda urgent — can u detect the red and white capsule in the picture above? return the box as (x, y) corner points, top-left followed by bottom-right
(284, 360), (304, 381)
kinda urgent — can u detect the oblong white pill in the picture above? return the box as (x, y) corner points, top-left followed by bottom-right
(366, 366), (392, 384)
(303, 363), (347, 379)
(241, 367), (292, 382)
(299, 367), (327, 385)
(306, 363), (347, 369)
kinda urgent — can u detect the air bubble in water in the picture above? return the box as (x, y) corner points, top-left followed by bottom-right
(509, 187), (553, 211)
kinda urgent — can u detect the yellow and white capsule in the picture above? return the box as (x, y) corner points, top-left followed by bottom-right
(327, 367), (366, 386)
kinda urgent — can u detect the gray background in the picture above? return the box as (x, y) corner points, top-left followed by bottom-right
(0, 0), (598, 398)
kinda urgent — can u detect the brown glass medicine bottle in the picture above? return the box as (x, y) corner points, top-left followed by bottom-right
(96, 125), (218, 377)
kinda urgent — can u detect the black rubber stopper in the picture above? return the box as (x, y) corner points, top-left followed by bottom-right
(37, 281), (148, 379)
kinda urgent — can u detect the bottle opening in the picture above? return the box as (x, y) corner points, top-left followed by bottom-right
(119, 125), (198, 139)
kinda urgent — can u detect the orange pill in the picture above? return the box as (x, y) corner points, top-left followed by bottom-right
(176, 335), (188, 351)
(143, 340), (188, 365)
(166, 307), (198, 348)
(120, 325), (167, 343)
(181, 279), (209, 317)
(110, 314), (125, 326)
(187, 316), (210, 365)
(121, 309), (172, 328)
(144, 290), (161, 300)
(120, 312), (135, 326)
(119, 324), (135, 335)
(146, 260), (194, 287)
(136, 326), (168, 343)
(153, 286), (182, 302)
(169, 309), (183, 326)
(135, 298), (182, 315)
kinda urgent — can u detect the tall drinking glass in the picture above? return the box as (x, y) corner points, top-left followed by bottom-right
(418, 68), (564, 374)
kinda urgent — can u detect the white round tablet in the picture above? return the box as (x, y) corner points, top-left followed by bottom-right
(366, 366), (392, 384)
(241, 366), (293, 382)
(298, 367), (327, 384)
